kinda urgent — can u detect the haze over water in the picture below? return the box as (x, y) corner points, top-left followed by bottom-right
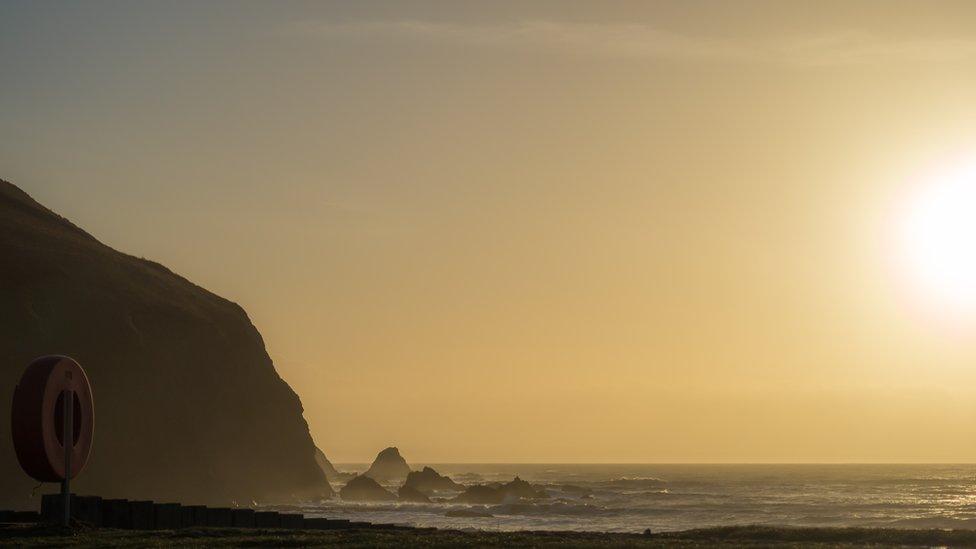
(296, 464), (976, 533)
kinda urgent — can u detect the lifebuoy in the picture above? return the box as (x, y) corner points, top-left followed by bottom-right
(11, 355), (94, 482)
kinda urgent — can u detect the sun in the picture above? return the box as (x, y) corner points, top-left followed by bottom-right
(901, 161), (976, 310)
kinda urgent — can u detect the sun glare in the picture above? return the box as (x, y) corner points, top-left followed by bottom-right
(901, 161), (976, 310)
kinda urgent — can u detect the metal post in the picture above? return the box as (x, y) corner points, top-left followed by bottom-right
(61, 389), (73, 527)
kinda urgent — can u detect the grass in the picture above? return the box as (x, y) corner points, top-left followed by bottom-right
(5, 524), (976, 547)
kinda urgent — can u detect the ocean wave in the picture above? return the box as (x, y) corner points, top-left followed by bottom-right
(446, 508), (494, 518)
(605, 477), (668, 488)
(490, 501), (614, 517)
(545, 484), (595, 497)
(881, 516), (976, 530)
(452, 472), (485, 483)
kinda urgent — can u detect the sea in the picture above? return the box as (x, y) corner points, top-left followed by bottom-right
(290, 464), (976, 533)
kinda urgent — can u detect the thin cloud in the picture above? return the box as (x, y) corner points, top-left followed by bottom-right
(289, 19), (976, 67)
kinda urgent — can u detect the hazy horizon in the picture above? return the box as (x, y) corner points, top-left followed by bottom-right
(4, 1), (976, 464)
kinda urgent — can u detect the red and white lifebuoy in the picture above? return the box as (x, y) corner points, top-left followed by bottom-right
(11, 355), (94, 482)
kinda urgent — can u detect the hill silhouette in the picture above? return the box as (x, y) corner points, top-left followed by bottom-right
(0, 179), (332, 508)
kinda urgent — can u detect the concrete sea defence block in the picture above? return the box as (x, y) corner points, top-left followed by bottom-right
(180, 505), (207, 528)
(153, 503), (181, 529)
(42, 495), (105, 526)
(254, 511), (281, 528)
(205, 507), (233, 527)
(10, 511), (40, 523)
(231, 508), (255, 528)
(2, 494), (380, 533)
(303, 517), (352, 529)
(101, 499), (131, 529)
(39, 494), (102, 524)
(279, 513), (304, 529)
(128, 501), (155, 530)
(40, 494), (61, 523)
(73, 496), (104, 526)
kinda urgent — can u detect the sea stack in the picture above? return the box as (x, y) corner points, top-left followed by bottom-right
(363, 447), (412, 482)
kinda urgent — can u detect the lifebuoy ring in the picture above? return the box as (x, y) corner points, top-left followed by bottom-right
(11, 355), (94, 482)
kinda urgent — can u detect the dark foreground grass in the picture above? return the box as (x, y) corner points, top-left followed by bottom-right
(5, 523), (976, 547)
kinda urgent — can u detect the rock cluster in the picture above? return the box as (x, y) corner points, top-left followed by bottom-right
(402, 467), (465, 495)
(343, 447), (548, 507)
(453, 477), (549, 504)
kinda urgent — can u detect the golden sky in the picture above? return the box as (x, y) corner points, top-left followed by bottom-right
(3, 1), (976, 462)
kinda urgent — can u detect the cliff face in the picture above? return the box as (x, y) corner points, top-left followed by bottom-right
(0, 179), (332, 509)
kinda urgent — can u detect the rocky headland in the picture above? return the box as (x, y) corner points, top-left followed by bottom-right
(0, 179), (331, 509)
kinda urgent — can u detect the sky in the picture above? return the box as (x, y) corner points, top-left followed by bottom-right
(3, 1), (976, 463)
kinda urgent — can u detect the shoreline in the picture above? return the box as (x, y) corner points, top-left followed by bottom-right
(5, 523), (976, 547)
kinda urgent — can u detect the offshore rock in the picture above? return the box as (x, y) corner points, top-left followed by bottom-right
(340, 475), (397, 502)
(402, 466), (465, 495)
(363, 447), (411, 482)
